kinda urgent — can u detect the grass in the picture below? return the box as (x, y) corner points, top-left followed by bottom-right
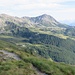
(0, 39), (75, 75)
(0, 35), (75, 75)
(29, 27), (69, 39)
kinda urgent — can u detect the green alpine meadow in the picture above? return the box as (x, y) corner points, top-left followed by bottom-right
(0, 14), (75, 75)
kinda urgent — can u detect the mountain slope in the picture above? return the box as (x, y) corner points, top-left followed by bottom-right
(29, 14), (67, 28)
(0, 28), (75, 64)
(1, 14), (75, 75)
(0, 14), (70, 41)
(0, 14), (75, 65)
(0, 14), (69, 28)
(0, 14), (75, 57)
(0, 39), (75, 75)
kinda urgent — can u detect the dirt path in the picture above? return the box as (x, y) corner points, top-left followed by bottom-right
(0, 50), (47, 75)
(31, 64), (47, 75)
(0, 50), (21, 60)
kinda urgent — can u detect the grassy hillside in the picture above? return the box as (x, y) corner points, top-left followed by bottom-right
(1, 28), (75, 64)
(0, 40), (75, 75)
(4, 28), (75, 64)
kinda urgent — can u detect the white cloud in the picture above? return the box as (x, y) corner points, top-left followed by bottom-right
(0, 0), (74, 6)
(13, 3), (61, 11)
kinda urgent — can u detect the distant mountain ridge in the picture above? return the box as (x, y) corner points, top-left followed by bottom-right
(1, 14), (75, 37)
(0, 13), (70, 35)
(28, 14), (59, 27)
(22, 14), (68, 28)
(0, 14), (68, 28)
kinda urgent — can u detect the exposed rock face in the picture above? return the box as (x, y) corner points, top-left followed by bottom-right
(0, 14), (67, 28)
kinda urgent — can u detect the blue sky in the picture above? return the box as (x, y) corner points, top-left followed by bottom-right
(0, 0), (75, 22)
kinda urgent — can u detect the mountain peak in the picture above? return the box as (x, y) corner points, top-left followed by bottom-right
(29, 14), (67, 28)
(35, 14), (57, 22)
(40, 14), (49, 17)
(0, 13), (67, 29)
(37, 14), (52, 18)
